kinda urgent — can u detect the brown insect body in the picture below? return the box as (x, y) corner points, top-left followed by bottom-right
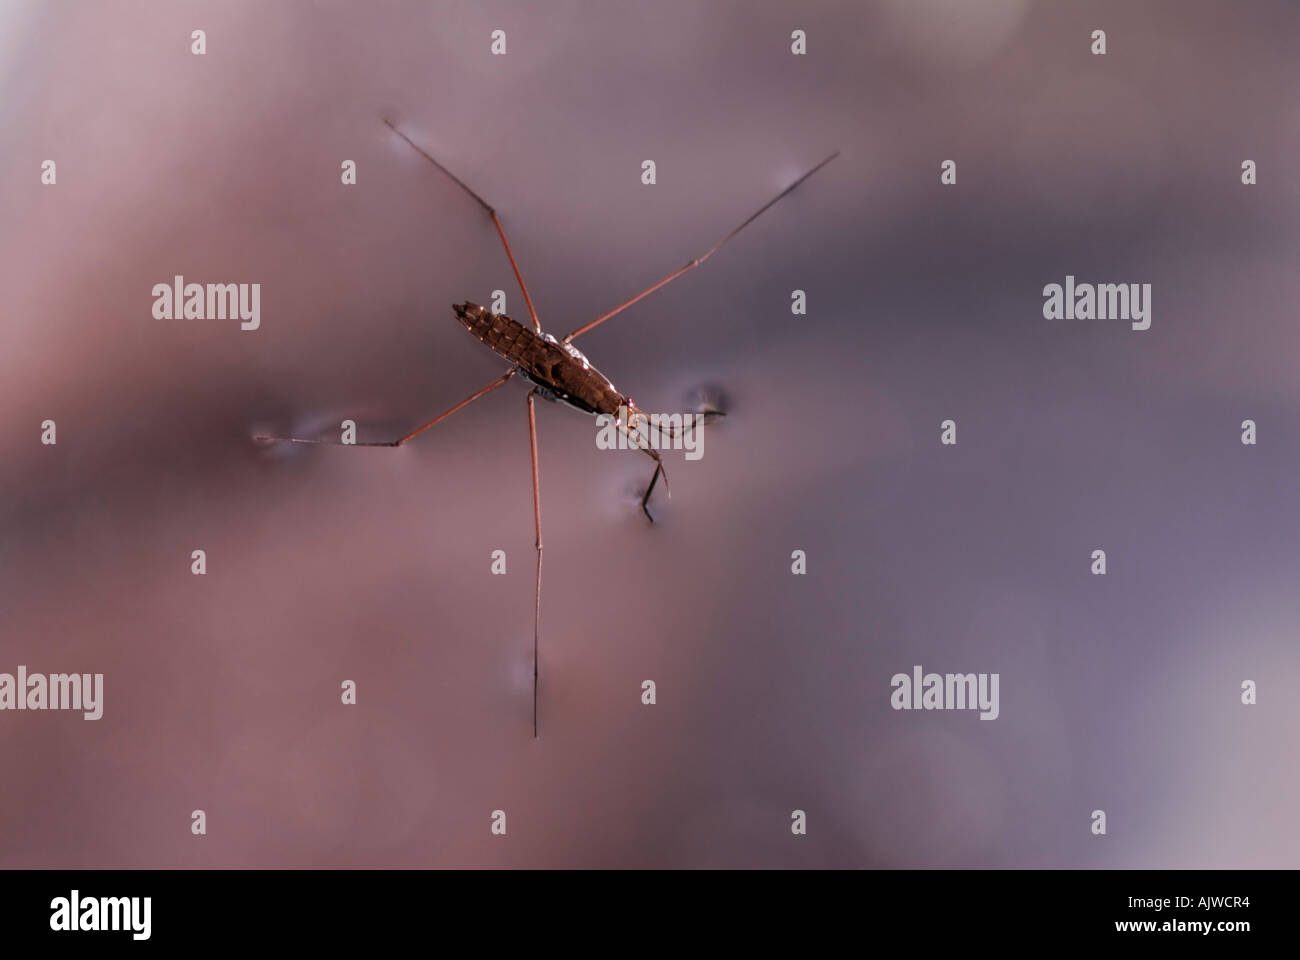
(454, 301), (628, 418)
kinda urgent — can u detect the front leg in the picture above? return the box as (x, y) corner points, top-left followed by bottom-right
(617, 417), (669, 522)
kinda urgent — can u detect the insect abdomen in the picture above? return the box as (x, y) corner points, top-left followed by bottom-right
(454, 302), (540, 365)
(453, 301), (621, 415)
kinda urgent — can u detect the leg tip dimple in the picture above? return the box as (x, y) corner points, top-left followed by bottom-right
(685, 382), (730, 418)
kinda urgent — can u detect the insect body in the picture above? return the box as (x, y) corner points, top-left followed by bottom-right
(456, 301), (613, 413)
(258, 119), (838, 738)
(454, 301), (667, 506)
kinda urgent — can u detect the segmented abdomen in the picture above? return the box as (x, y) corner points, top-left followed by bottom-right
(459, 306), (538, 366)
(453, 301), (623, 415)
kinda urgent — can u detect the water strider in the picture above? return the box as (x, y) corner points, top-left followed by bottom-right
(257, 119), (838, 737)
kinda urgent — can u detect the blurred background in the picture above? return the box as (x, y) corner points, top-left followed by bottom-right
(0, 0), (1297, 867)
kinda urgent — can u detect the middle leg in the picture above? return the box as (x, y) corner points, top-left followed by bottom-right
(526, 388), (543, 738)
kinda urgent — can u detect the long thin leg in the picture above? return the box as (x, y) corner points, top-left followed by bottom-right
(255, 369), (515, 446)
(526, 389), (543, 738)
(648, 410), (726, 445)
(384, 119), (543, 334)
(563, 151), (840, 344)
(618, 419), (669, 521)
(641, 459), (666, 521)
